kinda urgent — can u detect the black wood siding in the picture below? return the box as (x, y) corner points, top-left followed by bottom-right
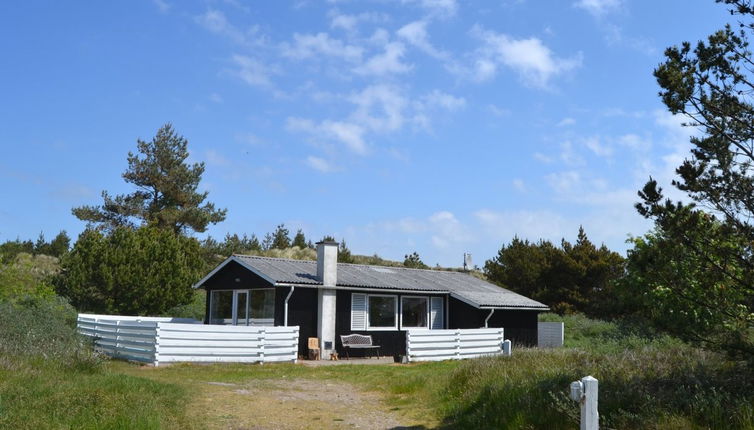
(201, 260), (275, 323)
(334, 290), (447, 357)
(448, 297), (540, 346)
(274, 286), (318, 357)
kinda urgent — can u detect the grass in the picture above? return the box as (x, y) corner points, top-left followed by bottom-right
(3, 303), (754, 429)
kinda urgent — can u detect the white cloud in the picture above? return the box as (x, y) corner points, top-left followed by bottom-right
(584, 136), (612, 157)
(209, 93), (223, 103)
(419, 90), (466, 111)
(560, 141), (585, 166)
(281, 32), (364, 62)
(288, 117), (369, 154)
(574, 0), (622, 18)
(348, 84), (409, 132)
(153, 0), (170, 13)
(306, 156), (337, 173)
(329, 11), (388, 33)
(471, 26), (582, 88)
(196, 9), (267, 46)
(354, 42), (412, 76)
(488, 104), (511, 117)
(397, 20), (448, 59)
(533, 152), (554, 163)
(512, 178), (526, 192)
(230, 54), (277, 88)
(205, 149), (231, 166)
(402, 0), (458, 17)
(557, 117), (575, 126)
(545, 170), (581, 194)
(196, 10), (244, 43)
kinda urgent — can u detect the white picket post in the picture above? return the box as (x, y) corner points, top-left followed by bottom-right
(569, 375), (598, 430)
(502, 339), (512, 356)
(581, 376), (598, 430)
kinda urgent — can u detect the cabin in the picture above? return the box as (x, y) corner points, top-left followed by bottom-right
(193, 241), (549, 358)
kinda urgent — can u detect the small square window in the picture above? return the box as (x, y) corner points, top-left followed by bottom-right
(368, 295), (397, 329)
(401, 297), (428, 328)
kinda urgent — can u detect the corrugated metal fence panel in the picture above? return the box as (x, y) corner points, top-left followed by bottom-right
(537, 322), (564, 348)
(77, 314), (299, 365)
(155, 323), (299, 364)
(406, 328), (504, 362)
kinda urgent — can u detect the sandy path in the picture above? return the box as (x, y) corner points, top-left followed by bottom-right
(194, 378), (426, 430)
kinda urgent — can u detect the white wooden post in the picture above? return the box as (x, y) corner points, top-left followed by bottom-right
(259, 327), (266, 364)
(569, 375), (598, 430)
(455, 329), (461, 359)
(502, 339), (512, 356)
(154, 323), (161, 367)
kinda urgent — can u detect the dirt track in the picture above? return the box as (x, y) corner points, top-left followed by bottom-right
(195, 378), (425, 430)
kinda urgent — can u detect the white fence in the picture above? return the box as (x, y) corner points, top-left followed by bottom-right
(77, 314), (299, 366)
(406, 328), (505, 362)
(538, 322), (564, 348)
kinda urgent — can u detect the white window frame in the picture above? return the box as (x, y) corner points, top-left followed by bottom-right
(400, 296), (430, 329)
(209, 288), (275, 326)
(209, 289), (235, 325)
(366, 294), (398, 331)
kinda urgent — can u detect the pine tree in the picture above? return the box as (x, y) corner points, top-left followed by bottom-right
(72, 124), (226, 235)
(292, 229), (307, 248)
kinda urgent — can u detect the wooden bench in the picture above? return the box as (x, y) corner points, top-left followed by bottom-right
(340, 334), (380, 359)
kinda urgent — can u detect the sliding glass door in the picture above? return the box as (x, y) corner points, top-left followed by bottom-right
(210, 289), (275, 326)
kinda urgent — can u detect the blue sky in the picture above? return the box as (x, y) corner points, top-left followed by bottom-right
(0, 0), (733, 267)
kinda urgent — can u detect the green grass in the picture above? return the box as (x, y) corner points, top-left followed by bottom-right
(3, 301), (754, 429)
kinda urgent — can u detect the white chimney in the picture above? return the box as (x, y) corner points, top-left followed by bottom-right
(316, 241), (338, 286)
(316, 240), (338, 359)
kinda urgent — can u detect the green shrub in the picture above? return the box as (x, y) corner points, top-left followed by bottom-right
(0, 295), (101, 372)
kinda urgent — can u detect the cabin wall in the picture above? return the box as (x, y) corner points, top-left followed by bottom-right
(334, 290), (447, 357)
(201, 260), (275, 323)
(274, 286), (318, 357)
(448, 297), (540, 346)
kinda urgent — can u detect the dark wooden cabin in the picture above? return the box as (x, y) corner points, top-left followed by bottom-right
(193, 242), (548, 358)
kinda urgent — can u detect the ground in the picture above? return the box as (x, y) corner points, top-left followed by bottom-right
(117, 361), (439, 430)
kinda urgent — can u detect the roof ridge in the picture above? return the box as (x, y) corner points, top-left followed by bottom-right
(232, 253), (469, 275)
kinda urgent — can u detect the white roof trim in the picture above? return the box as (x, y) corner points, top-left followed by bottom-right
(192, 255), (277, 289)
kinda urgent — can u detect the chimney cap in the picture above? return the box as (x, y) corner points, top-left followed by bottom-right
(316, 240), (339, 245)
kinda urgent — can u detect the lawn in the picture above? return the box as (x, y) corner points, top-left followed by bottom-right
(3, 311), (754, 429)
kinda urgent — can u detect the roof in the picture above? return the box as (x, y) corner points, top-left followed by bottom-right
(195, 255), (548, 311)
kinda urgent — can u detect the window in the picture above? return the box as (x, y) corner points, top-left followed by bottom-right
(401, 296), (428, 328)
(209, 289), (275, 326)
(250, 289), (275, 326)
(210, 290), (233, 325)
(367, 295), (397, 329)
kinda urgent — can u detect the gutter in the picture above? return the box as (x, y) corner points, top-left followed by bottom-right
(283, 286), (295, 327)
(484, 309), (495, 328)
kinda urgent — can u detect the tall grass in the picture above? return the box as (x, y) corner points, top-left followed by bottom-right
(0, 296), (195, 429)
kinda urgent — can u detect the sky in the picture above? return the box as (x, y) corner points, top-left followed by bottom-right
(0, 0), (735, 268)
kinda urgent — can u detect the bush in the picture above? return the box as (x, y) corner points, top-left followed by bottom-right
(57, 227), (205, 315)
(0, 295), (101, 372)
(440, 345), (754, 429)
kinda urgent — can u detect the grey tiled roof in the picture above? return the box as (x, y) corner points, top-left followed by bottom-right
(228, 255), (548, 310)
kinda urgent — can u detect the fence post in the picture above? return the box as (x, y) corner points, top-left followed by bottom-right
(455, 329), (461, 359)
(405, 330), (411, 363)
(154, 323), (161, 367)
(115, 320), (121, 356)
(502, 339), (512, 356)
(569, 375), (598, 430)
(259, 327), (266, 364)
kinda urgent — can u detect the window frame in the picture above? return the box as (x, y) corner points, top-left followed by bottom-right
(400, 295), (430, 329)
(366, 294), (399, 331)
(209, 289), (235, 325)
(209, 288), (275, 326)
